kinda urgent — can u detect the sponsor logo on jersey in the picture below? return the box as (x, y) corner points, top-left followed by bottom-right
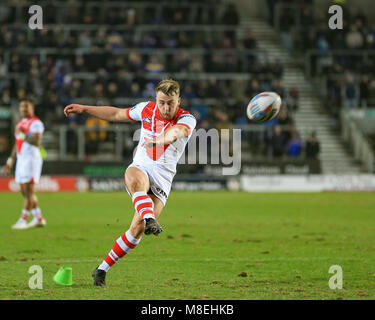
(143, 117), (151, 124)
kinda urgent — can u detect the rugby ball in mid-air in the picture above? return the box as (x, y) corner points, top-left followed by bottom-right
(246, 92), (282, 123)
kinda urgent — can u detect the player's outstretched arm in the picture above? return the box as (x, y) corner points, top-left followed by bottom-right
(142, 125), (189, 148)
(64, 104), (131, 122)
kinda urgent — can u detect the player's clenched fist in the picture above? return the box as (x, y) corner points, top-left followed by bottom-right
(64, 104), (86, 116)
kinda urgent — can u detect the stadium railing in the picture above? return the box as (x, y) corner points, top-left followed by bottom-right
(2, 1), (228, 25)
(304, 49), (375, 78)
(341, 109), (375, 172)
(3, 24), (247, 48)
(313, 74), (362, 101)
(6, 72), (270, 83)
(2, 47), (267, 61)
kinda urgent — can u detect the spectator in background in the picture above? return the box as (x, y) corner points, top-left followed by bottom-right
(70, 79), (84, 99)
(270, 59), (283, 79)
(317, 35), (329, 52)
(134, 70), (147, 92)
(270, 125), (286, 158)
(0, 134), (10, 161)
(213, 107), (233, 132)
(354, 10), (367, 28)
(191, 102), (209, 129)
(366, 24), (375, 49)
(0, 88), (11, 106)
(277, 108), (294, 126)
(344, 74), (358, 108)
(78, 30), (92, 48)
(231, 79), (246, 100)
(128, 51), (144, 73)
(85, 116), (109, 156)
(92, 83), (105, 100)
(266, 0), (278, 26)
(106, 81), (118, 100)
(207, 77), (223, 98)
(271, 80), (285, 99)
(368, 80), (375, 105)
(0, 57), (8, 90)
(66, 114), (79, 155)
(305, 131), (320, 160)
(181, 84), (197, 100)
(286, 87), (299, 112)
(329, 79), (343, 113)
(243, 32), (257, 49)
(221, 3), (239, 25)
(214, 106), (233, 155)
(189, 57), (203, 73)
(0, 4), (12, 24)
(129, 82), (141, 98)
(287, 131), (302, 158)
(359, 75), (369, 108)
(300, 8), (314, 26)
(142, 82), (155, 98)
(247, 79), (261, 99)
(346, 26), (364, 49)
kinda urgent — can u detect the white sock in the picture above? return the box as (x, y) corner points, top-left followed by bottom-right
(31, 207), (43, 222)
(98, 261), (111, 272)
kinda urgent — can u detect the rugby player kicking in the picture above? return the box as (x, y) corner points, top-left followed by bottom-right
(64, 79), (196, 286)
(3, 99), (46, 229)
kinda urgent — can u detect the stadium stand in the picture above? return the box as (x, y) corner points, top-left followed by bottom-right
(254, 0), (375, 173)
(0, 0), (324, 175)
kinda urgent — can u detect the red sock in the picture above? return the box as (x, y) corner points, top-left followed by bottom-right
(98, 230), (141, 272)
(132, 191), (155, 220)
(21, 209), (30, 221)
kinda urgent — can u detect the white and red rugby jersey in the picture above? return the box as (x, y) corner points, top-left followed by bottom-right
(15, 115), (44, 159)
(126, 101), (196, 173)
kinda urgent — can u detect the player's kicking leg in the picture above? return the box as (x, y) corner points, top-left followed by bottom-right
(125, 167), (163, 235)
(92, 193), (164, 286)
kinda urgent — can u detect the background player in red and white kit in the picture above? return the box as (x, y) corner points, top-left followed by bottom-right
(3, 99), (46, 229)
(64, 79), (196, 286)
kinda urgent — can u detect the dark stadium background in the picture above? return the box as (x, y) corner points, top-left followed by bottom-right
(0, 0), (374, 191)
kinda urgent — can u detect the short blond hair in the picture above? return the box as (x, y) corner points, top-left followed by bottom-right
(155, 79), (180, 97)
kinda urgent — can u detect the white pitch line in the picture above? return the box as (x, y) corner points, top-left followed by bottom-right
(1, 257), (369, 264)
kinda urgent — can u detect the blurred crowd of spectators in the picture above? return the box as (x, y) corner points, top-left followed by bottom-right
(0, 0), (239, 26)
(267, 1), (375, 117)
(0, 27), (253, 50)
(0, 0), (317, 162)
(245, 108), (319, 160)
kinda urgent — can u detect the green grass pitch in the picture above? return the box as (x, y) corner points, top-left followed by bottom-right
(0, 191), (374, 300)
